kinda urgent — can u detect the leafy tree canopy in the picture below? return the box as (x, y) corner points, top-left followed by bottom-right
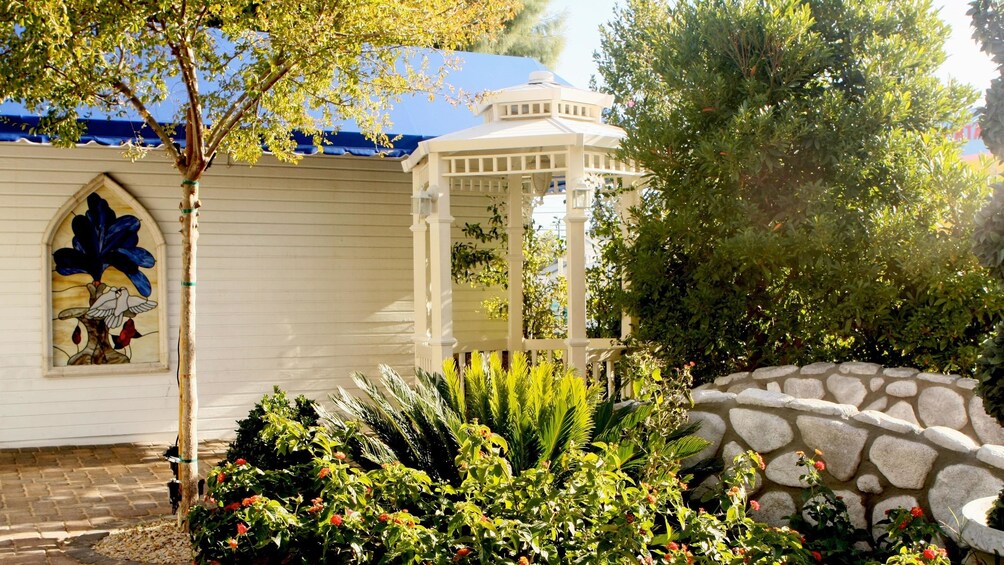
(0, 0), (519, 174)
(596, 0), (1004, 381)
(471, 0), (566, 69)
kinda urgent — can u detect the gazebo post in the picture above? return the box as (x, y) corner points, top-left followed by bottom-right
(565, 147), (589, 373)
(427, 155), (456, 366)
(411, 167), (430, 371)
(506, 174), (524, 356)
(618, 179), (639, 341)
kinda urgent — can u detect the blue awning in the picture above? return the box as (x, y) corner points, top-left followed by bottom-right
(0, 50), (562, 158)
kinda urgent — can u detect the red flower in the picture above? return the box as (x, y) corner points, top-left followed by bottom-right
(911, 507), (924, 518)
(899, 520), (909, 530)
(236, 523), (248, 536)
(667, 542), (679, 551)
(812, 550), (822, 562)
(814, 460), (826, 471)
(330, 514), (343, 526)
(223, 502), (241, 512)
(227, 538), (238, 550)
(453, 546), (472, 561)
(216, 471), (225, 484)
(923, 547), (937, 560)
(626, 513), (635, 524)
(378, 513), (390, 522)
(319, 467), (330, 479)
(234, 458), (247, 466)
(749, 500), (760, 511)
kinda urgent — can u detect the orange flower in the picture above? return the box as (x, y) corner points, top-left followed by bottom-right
(334, 451), (347, 461)
(223, 502), (240, 512)
(378, 513), (390, 522)
(453, 547), (472, 561)
(236, 523), (248, 536)
(216, 471), (225, 484)
(227, 538), (238, 550)
(330, 514), (343, 526)
(319, 467), (330, 479)
(519, 557), (530, 565)
(911, 507), (924, 518)
(923, 547), (937, 560)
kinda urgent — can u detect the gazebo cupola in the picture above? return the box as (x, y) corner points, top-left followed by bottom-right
(403, 70), (644, 380)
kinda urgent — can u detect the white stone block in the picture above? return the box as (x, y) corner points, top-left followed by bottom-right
(853, 410), (922, 435)
(796, 416), (868, 481)
(788, 398), (858, 419)
(886, 400), (921, 426)
(750, 490), (795, 527)
(869, 436), (938, 489)
(801, 362), (837, 375)
(764, 451), (806, 488)
(736, 388), (793, 408)
(753, 365), (799, 380)
(917, 387), (967, 430)
(956, 378), (978, 391)
(977, 444), (1004, 470)
(857, 474), (883, 494)
(885, 380), (918, 398)
(692, 390), (736, 405)
(922, 426), (978, 453)
(862, 397), (888, 412)
(839, 362), (880, 375)
(730, 408), (794, 454)
(869, 377), (885, 392)
(883, 367), (919, 378)
(687, 411), (726, 463)
(917, 372), (956, 385)
(970, 396), (1004, 446)
(827, 374), (867, 407)
(929, 464), (1004, 531)
(767, 381), (781, 393)
(783, 378), (826, 399)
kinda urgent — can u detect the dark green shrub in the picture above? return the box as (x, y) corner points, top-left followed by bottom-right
(594, 0), (1004, 382)
(224, 386), (320, 470)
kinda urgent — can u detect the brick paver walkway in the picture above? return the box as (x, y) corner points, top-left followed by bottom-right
(0, 442), (227, 564)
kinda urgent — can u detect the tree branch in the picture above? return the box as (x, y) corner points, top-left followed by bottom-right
(112, 79), (181, 164)
(205, 59), (297, 156)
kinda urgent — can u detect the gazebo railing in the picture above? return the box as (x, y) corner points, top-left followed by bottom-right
(444, 338), (627, 397)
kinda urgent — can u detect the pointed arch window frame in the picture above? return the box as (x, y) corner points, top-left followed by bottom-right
(41, 173), (170, 377)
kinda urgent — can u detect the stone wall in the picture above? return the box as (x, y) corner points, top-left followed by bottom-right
(690, 362), (1004, 535)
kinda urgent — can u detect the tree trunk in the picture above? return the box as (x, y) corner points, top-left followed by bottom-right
(178, 179), (200, 526)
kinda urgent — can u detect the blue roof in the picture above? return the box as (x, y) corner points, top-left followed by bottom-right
(0, 50), (560, 157)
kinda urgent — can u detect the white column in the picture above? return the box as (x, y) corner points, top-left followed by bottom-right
(411, 166), (430, 371)
(565, 147), (588, 373)
(506, 174), (524, 354)
(427, 155), (456, 366)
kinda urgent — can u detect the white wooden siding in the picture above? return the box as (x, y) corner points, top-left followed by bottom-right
(0, 143), (433, 448)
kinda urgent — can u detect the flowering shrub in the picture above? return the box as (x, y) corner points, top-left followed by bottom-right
(190, 389), (819, 564)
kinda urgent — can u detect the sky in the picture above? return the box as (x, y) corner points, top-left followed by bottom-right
(550, 0), (997, 97)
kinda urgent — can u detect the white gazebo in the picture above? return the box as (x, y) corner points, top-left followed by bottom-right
(402, 71), (644, 388)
